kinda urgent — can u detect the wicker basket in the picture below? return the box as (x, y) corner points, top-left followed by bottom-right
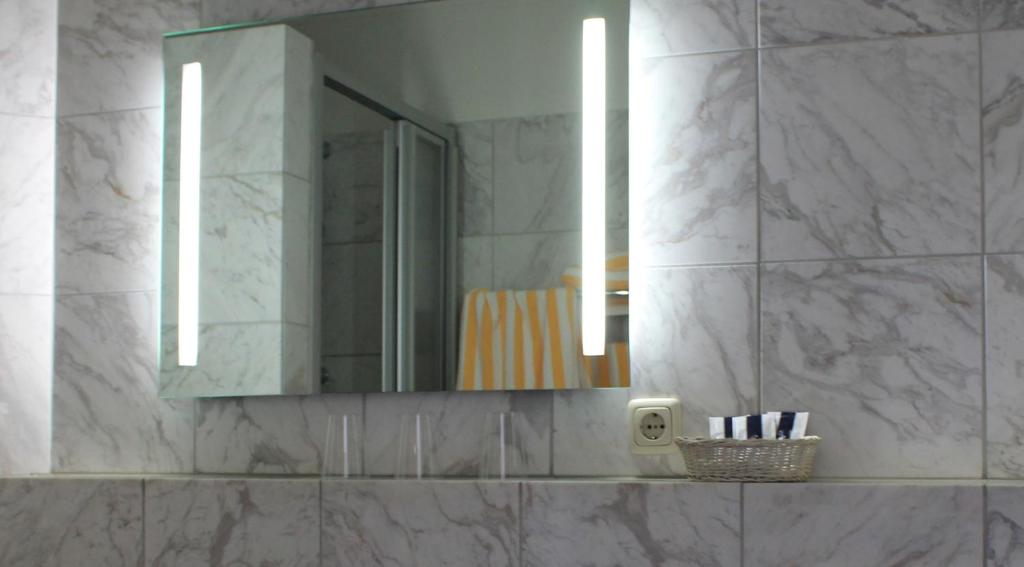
(675, 436), (821, 482)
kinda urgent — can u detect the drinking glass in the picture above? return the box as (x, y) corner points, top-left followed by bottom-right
(395, 413), (435, 479)
(323, 414), (362, 478)
(479, 411), (530, 479)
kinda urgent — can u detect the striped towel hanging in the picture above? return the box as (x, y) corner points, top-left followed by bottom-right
(456, 287), (630, 390)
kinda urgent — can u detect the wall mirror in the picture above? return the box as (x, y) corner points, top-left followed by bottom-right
(159, 0), (629, 397)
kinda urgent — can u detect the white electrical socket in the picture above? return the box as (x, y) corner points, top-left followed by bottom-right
(628, 398), (683, 455)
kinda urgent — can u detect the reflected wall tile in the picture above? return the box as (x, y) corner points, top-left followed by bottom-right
(321, 242), (383, 357)
(493, 231), (580, 290)
(200, 174), (283, 323)
(323, 131), (385, 244)
(0, 114), (54, 294)
(145, 478), (319, 567)
(762, 258), (983, 477)
(53, 292), (193, 472)
(988, 485), (1024, 566)
(364, 391), (551, 476)
(984, 30), (1024, 252)
(984, 0), (1024, 30)
(0, 479), (143, 567)
(632, 266), (757, 437)
(163, 26), (313, 182)
(160, 323), (284, 398)
(760, 35), (980, 261)
(607, 109), (629, 230)
(631, 0), (754, 57)
(759, 0), (978, 46)
(553, 389), (685, 476)
(58, 0), (198, 116)
(201, 0), (422, 27)
(745, 483), (983, 566)
(57, 109), (161, 294)
(0, 0), (55, 116)
(457, 121), (494, 237)
(322, 355), (381, 393)
(494, 114), (581, 234)
(458, 236), (493, 300)
(638, 51), (756, 267)
(195, 394), (363, 474)
(0, 296), (51, 475)
(323, 480), (518, 566)
(522, 482), (741, 567)
(984, 255), (1024, 477)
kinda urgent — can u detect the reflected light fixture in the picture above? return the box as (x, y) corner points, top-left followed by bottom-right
(581, 17), (606, 356)
(178, 61), (202, 366)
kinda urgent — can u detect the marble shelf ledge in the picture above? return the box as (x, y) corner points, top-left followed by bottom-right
(0, 475), (1016, 567)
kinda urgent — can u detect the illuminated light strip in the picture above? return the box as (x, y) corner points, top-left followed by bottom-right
(581, 18), (606, 356)
(178, 62), (202, 366)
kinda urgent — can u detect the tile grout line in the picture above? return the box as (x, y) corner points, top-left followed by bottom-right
(977, 17), (989, 483)
(648, 251), (998, 271)
(754, 0), (764, 418)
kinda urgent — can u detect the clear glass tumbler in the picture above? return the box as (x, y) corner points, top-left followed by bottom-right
(323, 414), (362, 478)
(395, 413), (435, 479)
(479, 411), (530, 479)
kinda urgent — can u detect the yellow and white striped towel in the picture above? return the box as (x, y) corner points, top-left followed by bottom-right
(457, 288), (588, 390)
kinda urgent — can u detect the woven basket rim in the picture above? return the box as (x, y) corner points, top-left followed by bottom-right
(675, 436), (821, 447)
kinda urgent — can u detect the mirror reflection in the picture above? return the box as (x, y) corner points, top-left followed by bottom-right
(160, 0), (629, 397)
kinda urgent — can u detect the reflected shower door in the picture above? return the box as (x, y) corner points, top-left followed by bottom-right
(396, 121), (448, 391)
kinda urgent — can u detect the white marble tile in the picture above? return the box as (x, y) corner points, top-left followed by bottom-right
(631, 266), (757, 437)
(984, 30), (1024, 252)
(196, 395), (362, 474)
(984, 0), (1024, 30)
(323, 131), (385, 244)
(760, 0), (978, 46)
(637, 51), (756, 267)
(322, 480), (519, 566)
(160, 322), (284, 398)
(0, 295), (51, 475)
(987, 485), (1024, 566)
(493, 113), (581, 234)
(522, 481), (741, 567)
(145, 478), (319, 567)
(321, 242), (383, 357)
(58, 0), (198, 116)
(762, 258), (983, 477)
(745, 483), (983, 566)
(52, 292), (193, 472)
(163, 25), (313, 182)
(456, 120), (494, 237)
(0, 114), (54, 295)
(0, 478), (143, 567)
(985, 255), (1024, 477)
(458, 236), (493, 301)
(493, 231), (580, 290)
(57, 109), (161, 294)
(201, 0), (422, 27)
(631, 0), (755, 57)
(760, 35), (981, 261)
(553, 389), (685, 477)
(0, 0), (56, 116)
(364, 391), (552, 476)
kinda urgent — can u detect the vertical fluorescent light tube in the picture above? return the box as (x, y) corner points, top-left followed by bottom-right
(178, 62), (202, 366)
(582, 18), (606, 356)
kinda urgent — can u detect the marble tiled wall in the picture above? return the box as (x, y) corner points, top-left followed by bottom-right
(0, 0), (56, 475)
(26, 0), (1024, 484)
(4, 476), (1019, 566)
